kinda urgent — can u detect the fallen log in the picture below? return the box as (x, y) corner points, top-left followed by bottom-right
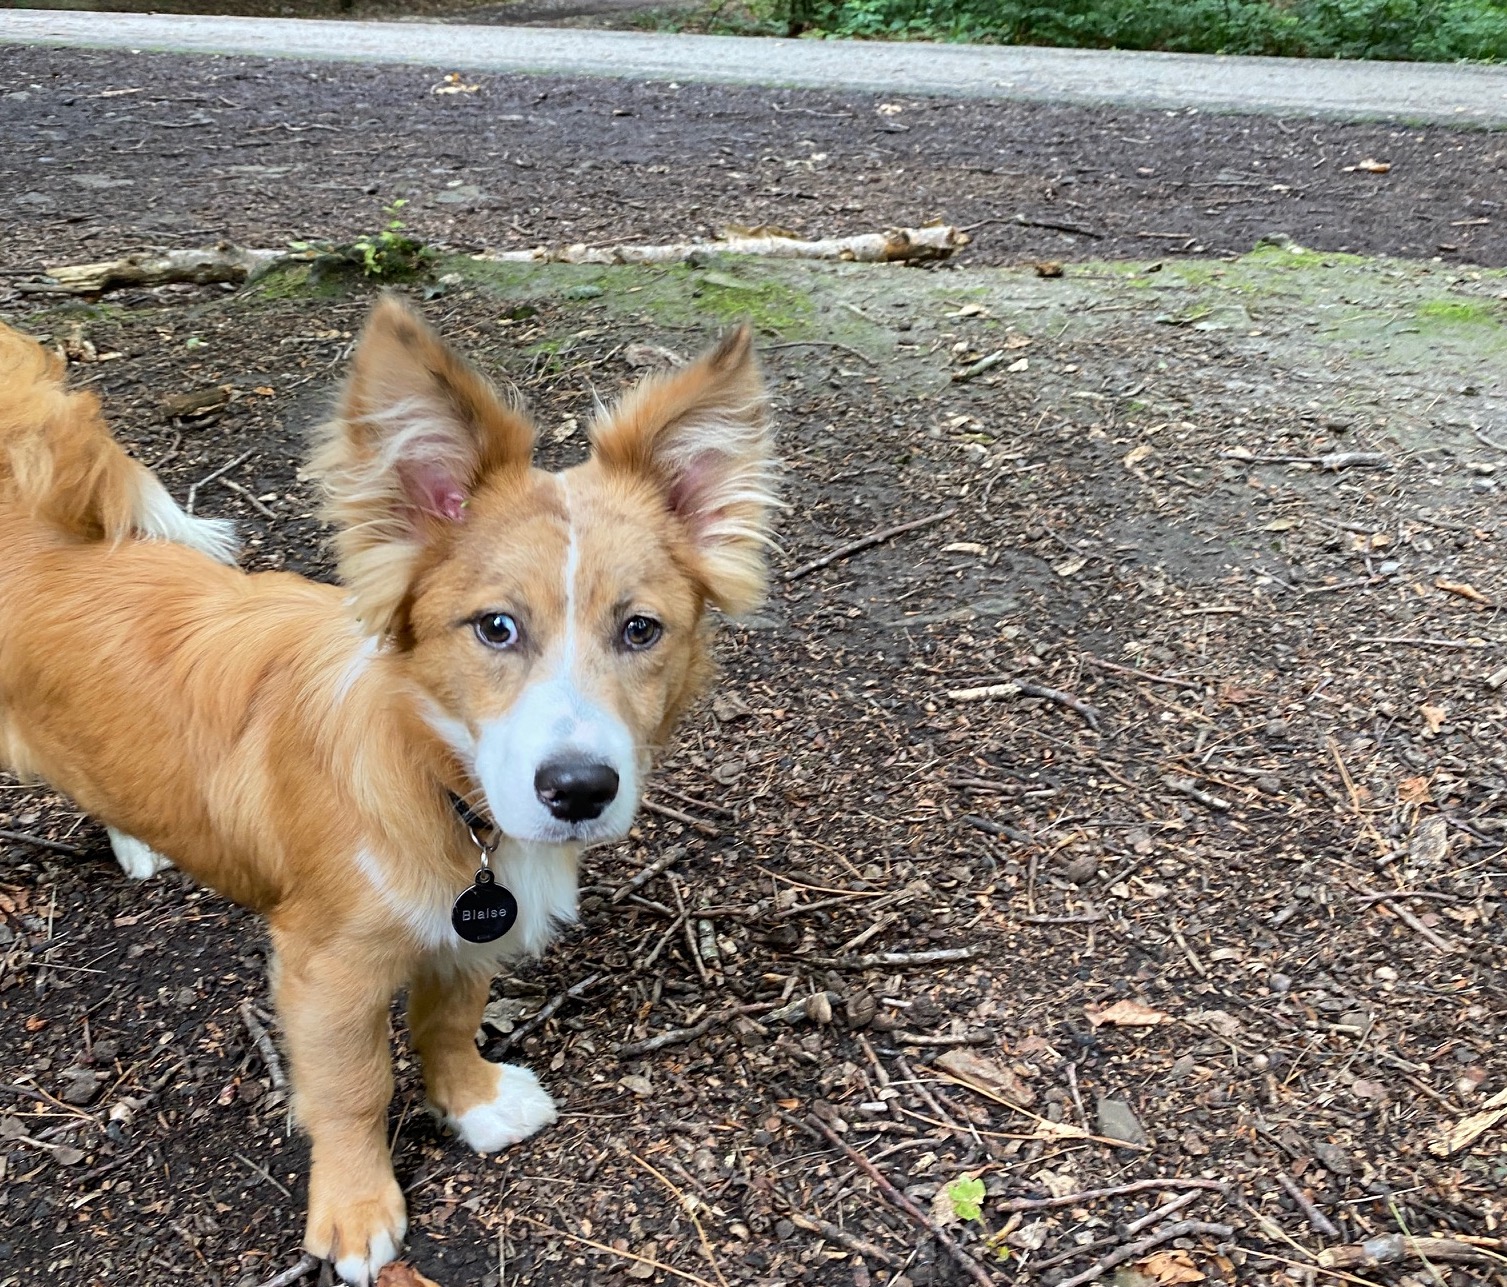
(17, 226), (968, 297)
(23, 244), (292, 295)
(478, 225), (968, 265)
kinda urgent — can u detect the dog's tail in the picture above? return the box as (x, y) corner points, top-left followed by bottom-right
(0, 322), (237, 562)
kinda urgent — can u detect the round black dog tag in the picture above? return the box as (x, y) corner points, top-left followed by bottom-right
(451, 868), (519, 943)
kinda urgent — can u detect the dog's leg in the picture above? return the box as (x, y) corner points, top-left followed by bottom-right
(408, 961), (557, 1153)
(273, 937), (406, 1287)
(106, 826), (174, 880)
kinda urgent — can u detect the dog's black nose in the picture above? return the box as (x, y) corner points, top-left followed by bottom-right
(535, 759), (620, 823)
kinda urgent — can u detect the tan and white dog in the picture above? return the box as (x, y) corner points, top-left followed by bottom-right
(0, 296), (776, 1282)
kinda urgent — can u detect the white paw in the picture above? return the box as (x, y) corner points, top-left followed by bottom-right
(333, 1225), (403, 1287)
(107, 827), (173, 880)
(446, 1063), (557, 1154)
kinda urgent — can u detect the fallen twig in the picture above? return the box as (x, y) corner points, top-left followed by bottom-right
(642, 799), (719, 837)
(786, 1206), (899, 1267)
(1352, 635), (1493, 650)
(946, 678), (1103, 731)
(611, 846), (686, 903)
(257, 1254), (320, 1287)
(1276, 1171), (1341, 1239)
(808, 947), (978, 969)
(1222, 449), (1392, 471)
(217, 476), (276, 520)
(1079, 653), (1204, 691)
(514, 1213), (719, 1287)
(999, 1177), (1227, 1213)
(0, 828), (87, 859)
(239, 1001), (287, 1090)
(1161, 776), (1232, 812)
(1015, 212), (1104, 239)
(495, 973), (603, 1055)
(615, 1009), (729, 1058)
(186, 449), (254, 517)
(1125, 1189), (1203, 1234)
(1371, 896), (1456, 954)
(805, 1114), (995, 1287)
(1318, 1235), (1501, 1271)
(783, 508), (956, 583)
(1055, 1220), (1235, 1287)
(1473, 425), (1507, 452)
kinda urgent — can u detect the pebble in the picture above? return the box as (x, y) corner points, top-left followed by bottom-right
(1096, 1096), (1150, 1147)
(1062, 854), (1100, 884)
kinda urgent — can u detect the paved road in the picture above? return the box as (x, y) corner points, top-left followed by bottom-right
(5, 7), (1507, 125)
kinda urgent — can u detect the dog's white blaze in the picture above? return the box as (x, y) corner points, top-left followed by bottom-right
(471, 474), (638, 846)
(334, 633), (380, 705)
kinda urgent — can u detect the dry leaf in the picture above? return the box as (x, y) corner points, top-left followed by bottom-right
(1262, 518), (1299, 531)
(1139, 1249), (1206, 1284)
(376, 1266), (443, 1287)
(942, 542), (989, 556)
(1053, 555), (1088, 578)
(1123, 443), (1154, 468)
(1420, 703), (1447, 735)
(626, 1242), (659, 1279)
(1356, 158), (1391, 173)
(935, 1048), (1037, 1106)
(1084, 999), (1170, 1028)
(1397, 775), (1433, 805)
(1429, 1087), (1507, 1156)
(1007, 357), (1030, 372)
(1034, 260), (1064, 278)
(1436, 577), (1492, 605)
(1004, 332), (1031, 349)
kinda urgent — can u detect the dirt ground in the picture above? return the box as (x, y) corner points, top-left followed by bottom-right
(1, 39), (1506, 1287)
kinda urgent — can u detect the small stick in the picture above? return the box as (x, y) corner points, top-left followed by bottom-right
(256, 1254), (319, 1287)
(1353, 636), (1492, 650)
(216, 476), (276, 520)
(804, 1114), (995, 1287)
(495, 972), (603, 1055)
(642, 798), (719, 837)
(185, 449), (253, 516)
(953, 350), (1005, 383)
(1374, 898), (1456, 954)
(787, 1207), (899, 1266)
(236, 1150), (292, 1197)
(783, 509), (955, 583)
(893, 1054), (974, 1150)
(239, 1001), (287, 1089)
(1473, 426), (1507, 452)
(1055, 1220), (1235, 1287)
(0, 828), (87, 858)
(1000, 1177), (1227, 1213)
(611, 846), (686, 903)
(1015, 212), (1104, 239)
(1125, 1189), (1202, 1235)
(1162, 776), (1232, 811)
(765, 339), (877, 367)
(1318, 1235), (1501, 1270)
(615, 1009), (728, 1058)
(1079, 654), (1203, 691)
(810, 947), (978, 969)
(1277, 1171), (1341, 1239)
(654, 785), (736, 818)
(630, 1152), (732, 1287)
(891, 1031), (994, 1047)
(513, 1213), (719, 1287)
(1015, 680), (1104, 731)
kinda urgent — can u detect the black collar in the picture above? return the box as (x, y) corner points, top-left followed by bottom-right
(450, 792), (492, 833)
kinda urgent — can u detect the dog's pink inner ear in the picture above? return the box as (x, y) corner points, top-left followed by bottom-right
(666, 452), (723, 533)
(401, 461), (468, 522)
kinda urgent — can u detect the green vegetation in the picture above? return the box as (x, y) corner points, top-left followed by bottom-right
(669, 0), (1507, 60)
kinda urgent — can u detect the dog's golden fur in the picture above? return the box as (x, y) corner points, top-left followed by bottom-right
(0, 297), (776, 1282)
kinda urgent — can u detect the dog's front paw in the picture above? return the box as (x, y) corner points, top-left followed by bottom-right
(305, 1175), (407, 1286)
(445, 1062), (557, 1154)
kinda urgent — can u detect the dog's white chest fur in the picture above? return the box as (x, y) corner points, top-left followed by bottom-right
(356, 839), (580, 966)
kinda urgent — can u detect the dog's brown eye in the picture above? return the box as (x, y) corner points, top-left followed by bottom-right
(474, 612), (521, 650)
(621, 615), (662, 651)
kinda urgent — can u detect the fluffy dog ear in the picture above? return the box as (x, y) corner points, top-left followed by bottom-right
(312, 293), (535, 637)
(589, 326), (778, 615)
